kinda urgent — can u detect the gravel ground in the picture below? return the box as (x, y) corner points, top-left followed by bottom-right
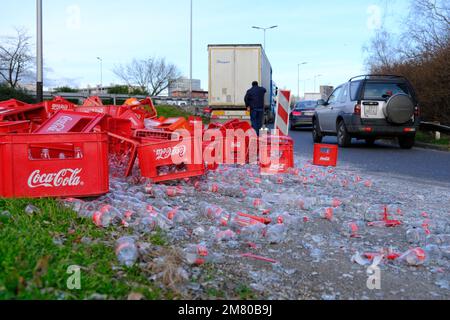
(65, 157), (450, 300)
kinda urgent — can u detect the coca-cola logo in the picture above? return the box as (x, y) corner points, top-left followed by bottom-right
(154, 145), (187, 160)
(28, 168), (83, 188)
(51, 104), (71, 111)
(47, 116), (73, 132)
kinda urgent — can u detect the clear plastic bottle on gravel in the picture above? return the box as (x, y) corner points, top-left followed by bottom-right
(399, 248), (427, 266)
(199, 202), (225, 220)
(215, 229), (237, 242)
(265, 223), (287, 244)
(424, 244), (442, 264)
(184, 244), (214, 265)
(406, 227), (427, 245)
(313, 207), (334, 221)
(116, 237), (139, 267)
(239, 223), (266, 242)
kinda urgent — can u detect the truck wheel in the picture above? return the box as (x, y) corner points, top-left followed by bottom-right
(337, 120), (351, 148)
(312, 118), (323, 143)
(398, 136), (415, 149)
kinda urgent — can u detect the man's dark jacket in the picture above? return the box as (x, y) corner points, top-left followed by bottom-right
(245, 86), (267, 111)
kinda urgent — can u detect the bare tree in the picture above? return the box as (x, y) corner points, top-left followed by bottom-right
(0, 28), (34, 89)
(404, 0), (450, 57)
(113, 57), (181, 96)
(364, 28), (399, 71)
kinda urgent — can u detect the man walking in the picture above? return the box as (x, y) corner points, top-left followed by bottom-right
(245, 81), (267, 135)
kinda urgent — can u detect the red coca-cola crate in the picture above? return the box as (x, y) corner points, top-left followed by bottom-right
(76, 105), (127, 118)
(0, 133), (109, 198)
(129, 97), (158, 120)
(313, 144), (338, 167)
(44, 97), (76, 115)
(118, 109), (145, 129)
(202, 139), (221, 171)
(260, 135), (294, 175)
(0, 104), (48, 125)
(0, 121), (32, 134)
(134, 129), (180, 144)
(156, 117), (190, 132)
(107, 118), (132, 138)
(138, 137), (205, 183)
(34, 110), (107, 134)
(0, 99), (28, 109)
(82, 96), (104, 107)
(107, 132), (139, 177)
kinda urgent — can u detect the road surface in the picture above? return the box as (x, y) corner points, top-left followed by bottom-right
(290, 129), (450, 187)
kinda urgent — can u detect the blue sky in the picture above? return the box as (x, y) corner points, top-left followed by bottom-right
(0, 0), (409, 95)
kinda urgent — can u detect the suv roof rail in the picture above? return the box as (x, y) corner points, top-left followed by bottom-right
(348, 74), (407, 82)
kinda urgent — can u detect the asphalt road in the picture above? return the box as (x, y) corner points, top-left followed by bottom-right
(289, 129), (450, 187)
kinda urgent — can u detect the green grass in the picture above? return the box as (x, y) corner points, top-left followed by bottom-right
(0, 198), (165, 300)
(156, 105), (210, 124)
(416, 130), (450, 146)
(235, 284), (256, 300)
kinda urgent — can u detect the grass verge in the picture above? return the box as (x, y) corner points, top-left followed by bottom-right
(0, 198), (163, 300)
(416, 130), (450, 146)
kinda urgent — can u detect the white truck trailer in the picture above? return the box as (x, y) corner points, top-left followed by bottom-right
(206, 44), (275, 123)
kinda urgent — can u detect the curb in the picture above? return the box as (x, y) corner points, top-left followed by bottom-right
(414, 141), (450, 152)
(380, 139), (450, 152)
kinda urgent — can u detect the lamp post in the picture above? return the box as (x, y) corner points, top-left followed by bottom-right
(96, 57), (103, 93)
(297, 62), (308, 99)
(314, 74), (323, 93)
(190, 0), (194, 114)
(252, 25), (278, 51)
(36, 0), (43, 102)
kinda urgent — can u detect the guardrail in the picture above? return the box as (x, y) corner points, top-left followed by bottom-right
(420, 122), (450, 134)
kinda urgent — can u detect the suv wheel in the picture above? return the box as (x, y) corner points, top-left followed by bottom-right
(398, 136), (415, 149)
(337, 121), (352, 148)
(312, 118), (323, 143)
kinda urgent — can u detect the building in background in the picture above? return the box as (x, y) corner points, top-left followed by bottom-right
(172, 90), (208, 99)
(168, 77), (201, 96)
(320, 85), (334, 100)
(304, 93), (322, 101)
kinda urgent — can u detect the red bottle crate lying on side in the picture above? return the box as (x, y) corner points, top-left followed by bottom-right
(34, 110), (107, 134)
(0, 133), (109, 198)
(313, 144), (338, 167)
(0, 121), (32, 134)
(138, 137), (205, 183)
(44, 96), (76, 115)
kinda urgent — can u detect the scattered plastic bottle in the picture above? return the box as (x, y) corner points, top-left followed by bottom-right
(265, 223), (287, 244)
(406, 227), (427, 245)
(92, 205), (121, 228)
(399, 248), (427, 266)
(116, 237), (139, 267)
(184, 244), (212, 265)
(40, 148), (50, 160)
(74, 147), (83, 159)
(25, 204), (41, 215)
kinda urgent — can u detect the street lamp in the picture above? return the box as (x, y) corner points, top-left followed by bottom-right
(190, 0), (194, 114)
(297, 62), (308, 99)
(314, 74), (323, 93)
(36, 0), (43, 102)
(96, 57), (103, 93)
(252, 25), (278, 51)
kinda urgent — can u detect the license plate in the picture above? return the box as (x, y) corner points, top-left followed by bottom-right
(365, 105), (378, 116)
(304, 112), (314, 116)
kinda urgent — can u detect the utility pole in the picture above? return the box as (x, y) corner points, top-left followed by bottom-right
(97, 57), (103, 93)
(36, 0), (43, 102)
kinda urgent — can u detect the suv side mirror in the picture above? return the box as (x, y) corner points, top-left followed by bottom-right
(317, 99), (327, 106)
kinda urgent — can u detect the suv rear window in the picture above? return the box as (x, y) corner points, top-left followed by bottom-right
(363, 82), (410, 100)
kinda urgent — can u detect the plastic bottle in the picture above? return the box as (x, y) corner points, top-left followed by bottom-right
(92, 205), (121, 228)
(41, 148), (50, 160)
(399, 248), (427, 266)
(115, 237), (139, 267)
(216, 229), (237, 242)
(74, 147), (83, 159)
(406, 227), (427, 245)
(184, 244), (212, 265)
(265, 223), (287, 244)
(59, 153), (66, 159)
(199, 202), (225, 220)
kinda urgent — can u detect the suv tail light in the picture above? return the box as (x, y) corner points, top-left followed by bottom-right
(354, 103), (361, 116)
(292, 111), (302, 116)
(414, 105), (420, 117)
